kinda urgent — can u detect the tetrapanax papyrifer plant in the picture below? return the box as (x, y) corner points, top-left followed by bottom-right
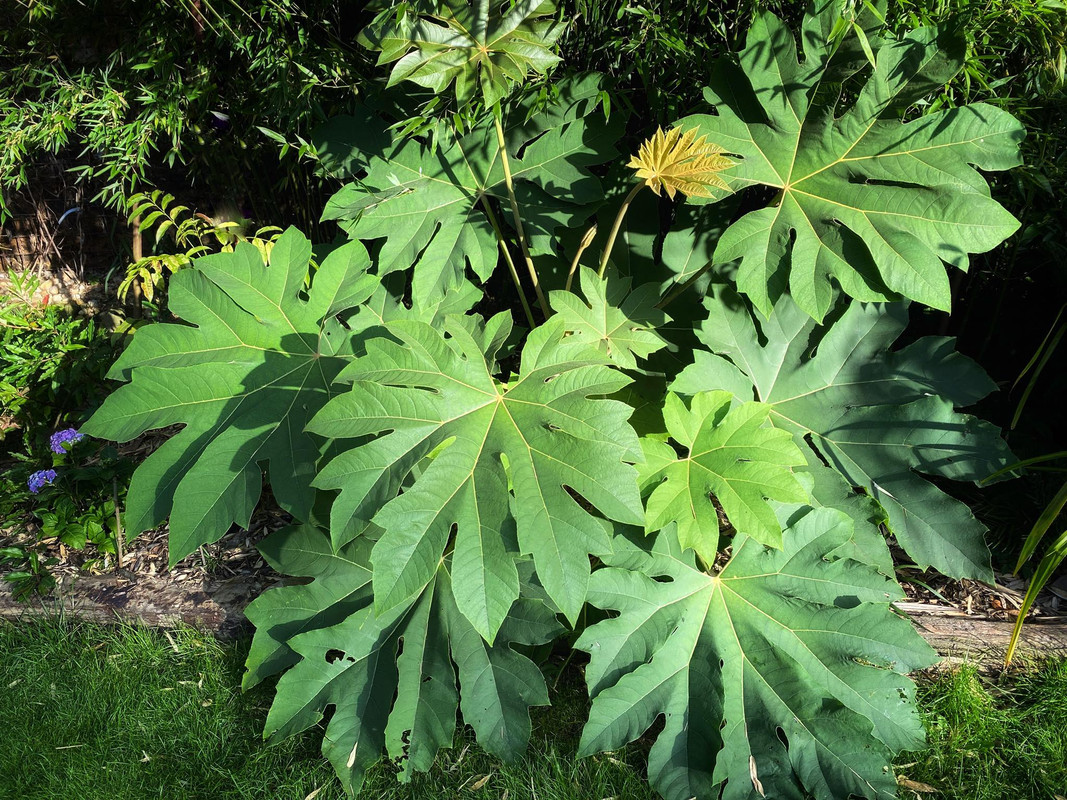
(84, 1), (1025, 798)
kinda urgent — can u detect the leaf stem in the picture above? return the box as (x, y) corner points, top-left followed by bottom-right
(480, 195), (537, 329)
(656, 260), (715, 309)
(564, 224), (597, 293)
(493, 109), (549, 316)
(598, 183), (644, 278)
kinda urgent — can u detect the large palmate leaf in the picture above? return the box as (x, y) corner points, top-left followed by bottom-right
(549, 266), (668, 369)
(318, 78), (621, 313)
(254, 526), (561, 793)
(243, 523), (375, 690)
(308, 314), (643, 640)
(578, 507), (938, 800)
(639, 391), (809, 563)
(681, 2), (1024, 321)
(674, 292), (1014, 581)
(82, 230), (377, 563)
(360, 0), (563, 107)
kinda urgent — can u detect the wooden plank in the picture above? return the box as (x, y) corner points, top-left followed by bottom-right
(908, 611), (1067, 666)
(0, 572), (270, 640)
(3, 574), (1066, 666)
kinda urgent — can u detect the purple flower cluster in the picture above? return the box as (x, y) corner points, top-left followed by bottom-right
(49, 427), (85, 454)
(27, 469), (57, 493)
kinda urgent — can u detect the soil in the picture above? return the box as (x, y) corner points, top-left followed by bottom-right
(3, 497), (1066, 664)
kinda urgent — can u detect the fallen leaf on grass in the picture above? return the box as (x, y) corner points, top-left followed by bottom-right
(897, 776), (939, 793)
(448, 744), (470, 772)
(468, 773), (491, 791)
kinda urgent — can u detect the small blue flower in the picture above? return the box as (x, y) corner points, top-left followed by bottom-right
(49, 427), (85, 454)
(28, 469), (57, 494)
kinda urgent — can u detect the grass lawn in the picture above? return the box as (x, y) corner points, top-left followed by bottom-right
(0, 616), (1065, 800)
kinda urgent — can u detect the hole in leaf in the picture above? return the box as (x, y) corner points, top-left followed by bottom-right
(775, 726), (789, 749)
(325, 649), (346, 664)
(804, 433), (832, 469)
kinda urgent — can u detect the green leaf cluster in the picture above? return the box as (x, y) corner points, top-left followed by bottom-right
(83, 3), (1027, 799)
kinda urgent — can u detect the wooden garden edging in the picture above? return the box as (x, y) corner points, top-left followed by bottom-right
(2, 574), (1067, 665)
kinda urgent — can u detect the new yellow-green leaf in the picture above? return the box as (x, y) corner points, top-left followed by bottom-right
(628, 126), (733, 200)
(639, 391), (808, 563)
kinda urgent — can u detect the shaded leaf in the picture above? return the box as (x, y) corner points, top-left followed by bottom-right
(263, 557), (560, 792)
(360, 0), (563, 107)
(674, 292), (1014, 581)
(319, 80), (621, 315)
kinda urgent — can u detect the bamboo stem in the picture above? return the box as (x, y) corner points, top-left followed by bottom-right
(598, 183), (644, 278)
(480, 195), (537, 329)
(493, 111), (549, 316)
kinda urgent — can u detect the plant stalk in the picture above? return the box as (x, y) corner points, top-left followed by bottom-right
(598, 183), (644, 278)
(493, 110), (549, 316)
(564, 224), (598, 293)
(480, 195), (537, 329)
(112, 476), (124, 571)
(657, 260), (715, 309)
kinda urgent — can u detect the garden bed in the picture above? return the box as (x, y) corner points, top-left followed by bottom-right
(4, 514), (1066, 665)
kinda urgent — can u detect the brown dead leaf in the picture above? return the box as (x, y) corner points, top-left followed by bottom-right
(749, 754), (766, 797)
(897, 776), (939, 793)
(469, 773), (491, 791)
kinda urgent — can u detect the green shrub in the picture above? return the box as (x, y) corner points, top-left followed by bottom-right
(78, 3), (1034, 799)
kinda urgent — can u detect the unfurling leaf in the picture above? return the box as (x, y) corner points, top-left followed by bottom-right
(628, 126), (733, 200)
(359, 0), (563, 108)
(309, 314), (644, 639)
(579, 508), (937, 800)
(82, 230), (377, 564)
(639, 391), (809, 563)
